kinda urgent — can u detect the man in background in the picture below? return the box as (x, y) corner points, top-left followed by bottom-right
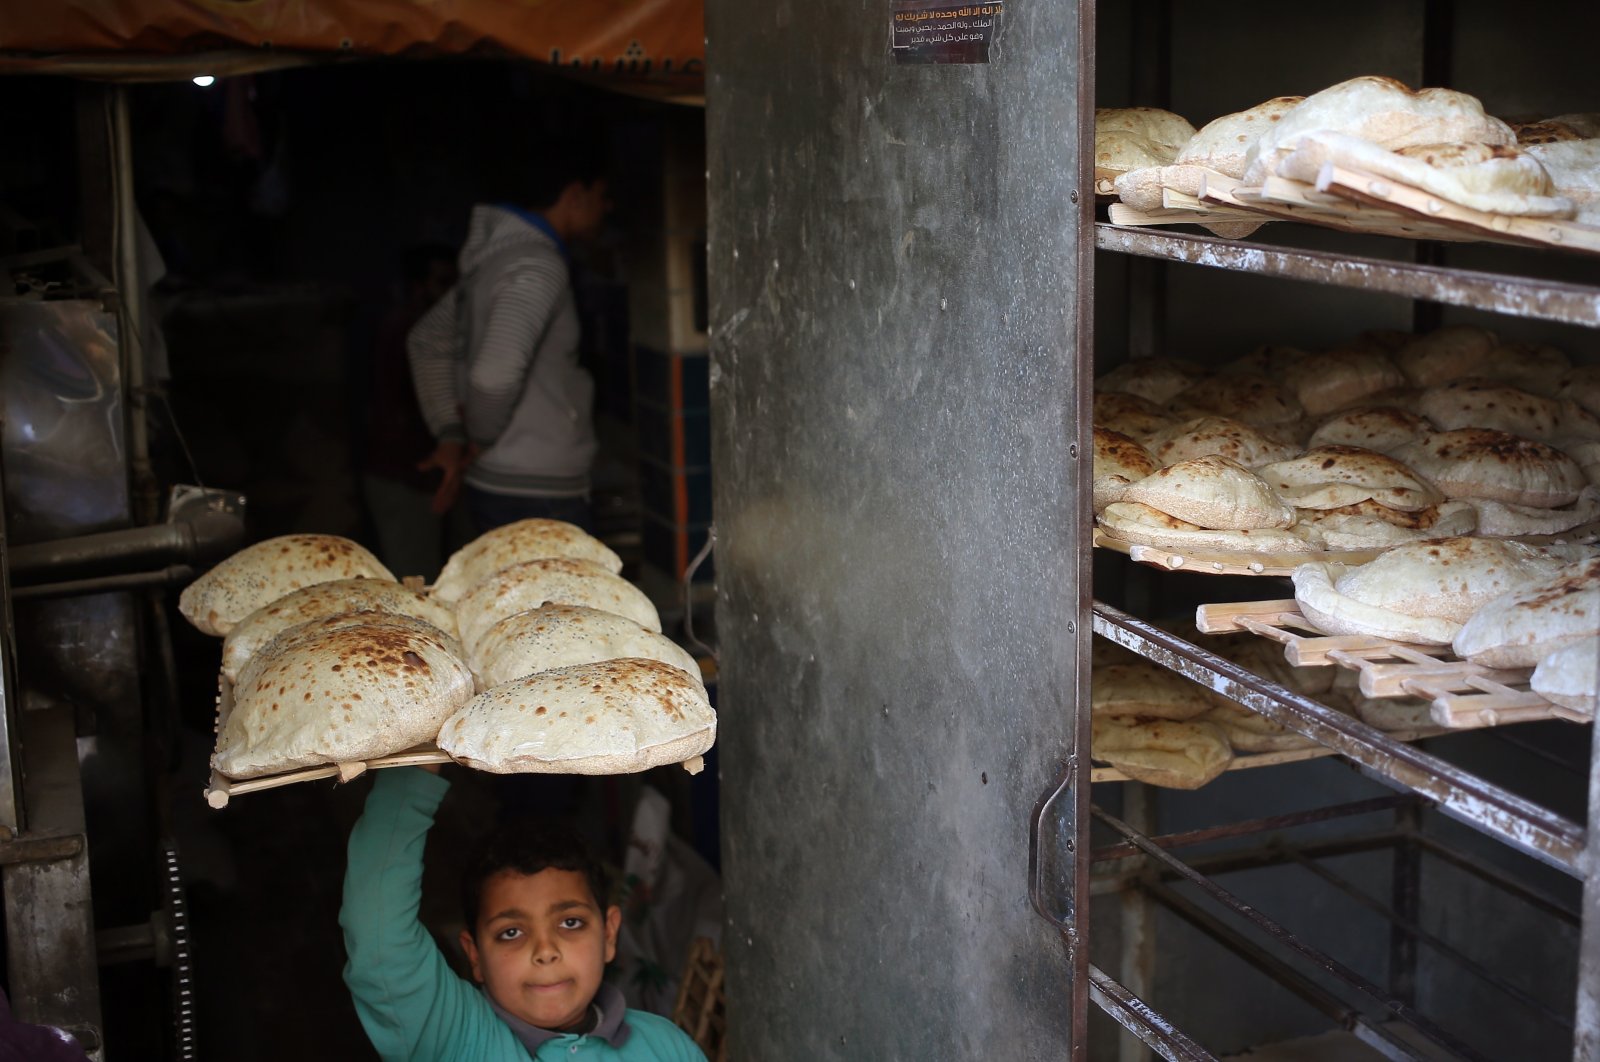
(408, 140), (611, 534)
(362, 244), (461, 581)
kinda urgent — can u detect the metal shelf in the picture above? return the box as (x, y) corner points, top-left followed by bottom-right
(1092, 602), (1587, 875)
(1095, 224), (1600, 328)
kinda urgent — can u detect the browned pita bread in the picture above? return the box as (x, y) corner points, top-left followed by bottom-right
(1093, 428), (1161, 512)
(1454, 557), (1600, 668)
(1257, 446), (1442, 512)
(1167, 374), (1305, 436)
(1394, 325), (1500, 387)
(1097, 358), (1207, 405)
(1123, 456), (1294, 529)
(1147, 416), (1300, 468)
(180, 535), (396, 637)
(1308, 407), (1433, 453)
(1392, 429), (1587, 508)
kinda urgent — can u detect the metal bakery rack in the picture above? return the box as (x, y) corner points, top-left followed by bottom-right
(1036, 4), (1600, 1060)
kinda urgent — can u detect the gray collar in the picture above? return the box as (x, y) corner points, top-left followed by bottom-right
(486, 982), (632, 1053)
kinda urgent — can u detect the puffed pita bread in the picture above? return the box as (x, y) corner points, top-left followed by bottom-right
(1558, 437), (1600, 486)
(1091, 716), (1232, 789)
(1418, 380), (1566, 440)
(1257, 446), (1442, 512)
(1293, 562), (1464, 645)
(1296, 538), (1594, 643)
(1469, 485), (1600, 537)
(1394, 326), (1500, 388)
(214, 613), (474, 779)
(1294, 501), (1477, 551)
(1099, 502), (1314, 554)
(437, 658), (716, 775)
(1095, 390), (1178, 442)
(1095, 109), (1196, 189)
(222, 579), (458, 683)
(1093, 428), (1161, 512)
(1097, 358), (1207, 405)
(1092, 662), (1221, 721)
(1531, 640), (1599, 716)
(180, 535), (396, 637)
(1202, 704), (1319, 753)
(472, 604), (702, 690)
(1559, 366), (1600, 419)
(1166, 374), (1305, 436)
(456, 558), (661, 652)
(431, 519), (622, 605)
(1244, 76), (1514, 186)
(1308, 407), (1433, 453)
(1219, 345), (1310, 382)
(1176, 96), (1305, 177)
(1280, 349), (1406, 417)
(1147, 416), (1300, 468)
(1392, 429), (1586, 508)
(1525, 139), (1600, 225)
(1123, 455), (1293, 529)
(1275, 134), (1572, 217)
(1453, 557), (1600, 668)
(1480, 343), (1573, 398)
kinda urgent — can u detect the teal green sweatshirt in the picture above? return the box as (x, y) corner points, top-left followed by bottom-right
(341, 767), (708, 1062)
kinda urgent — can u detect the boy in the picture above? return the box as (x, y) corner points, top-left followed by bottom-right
(341, 765), (708, 1061)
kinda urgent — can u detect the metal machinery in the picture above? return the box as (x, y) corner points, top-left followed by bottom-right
(709, 1), (1600, 1059)
(0, 92), (242, 1057)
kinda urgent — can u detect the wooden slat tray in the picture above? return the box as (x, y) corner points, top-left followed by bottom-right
(1195, 599), (1591, 730)
(203, 675), (706, 809)
(1093, 528), (1382, 577)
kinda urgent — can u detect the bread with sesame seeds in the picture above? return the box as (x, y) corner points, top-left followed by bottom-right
(213, 613), (472, 779)
(437, 658), (716, 775)
(179, 535), (395, 637)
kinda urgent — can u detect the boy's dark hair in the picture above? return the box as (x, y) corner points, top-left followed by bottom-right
(460, 818), (612, 932)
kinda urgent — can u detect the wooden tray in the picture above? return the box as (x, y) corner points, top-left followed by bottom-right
(203, 676), (706, 809)
(1195, 599), (1591, 730)
(1093, 528), (1382, 577)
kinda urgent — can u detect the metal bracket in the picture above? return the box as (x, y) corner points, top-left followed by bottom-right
(1029, 755), (1078, 931)
(0, 832), (84, 866)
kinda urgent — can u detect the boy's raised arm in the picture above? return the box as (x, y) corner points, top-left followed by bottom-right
(340, 766), (476, 1060)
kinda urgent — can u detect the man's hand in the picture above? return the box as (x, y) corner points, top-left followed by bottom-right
(417, 440), (475, 515)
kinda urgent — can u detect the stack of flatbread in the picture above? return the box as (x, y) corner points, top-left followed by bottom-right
(1256, 445), (1475, 549)
(1098, 455), (1312, 555)
(1292, 537), (1597, 645)
(1090, 659), (1232, 788)
(1095, 108), (1196, 196)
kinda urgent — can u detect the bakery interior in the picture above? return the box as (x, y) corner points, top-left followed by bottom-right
(3, 1), (1600, 1060)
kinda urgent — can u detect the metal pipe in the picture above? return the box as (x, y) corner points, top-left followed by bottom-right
(1278, 845), (1571, 1029)
(1144, 883), (1431, 1062)
(1093, 795), (1420, 863)
(1092, 604), (1585, 874)
(12, 566), (195, 601)
(109, 84), (158, 527)
(1094, 805), (1490, 1062)
(8, 511), (240, 584)
(1091, 832), (1403, 898)
(1085, 959), (1218, 1062)
(1094, 224), (1600, 329)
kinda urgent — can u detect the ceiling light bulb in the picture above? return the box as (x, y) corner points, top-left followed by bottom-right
(192, 75), (216, 88)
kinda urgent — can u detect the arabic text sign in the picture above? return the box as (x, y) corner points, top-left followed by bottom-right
(890, 2), (1002, 64)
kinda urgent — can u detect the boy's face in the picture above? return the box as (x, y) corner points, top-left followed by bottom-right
(459, 867), (622, 1031)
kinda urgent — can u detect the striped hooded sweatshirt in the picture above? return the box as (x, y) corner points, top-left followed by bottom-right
(408, 204), (598, 498)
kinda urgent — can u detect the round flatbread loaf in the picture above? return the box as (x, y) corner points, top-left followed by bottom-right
(1530, 640), (1599, 716)
(222, 579), (458, 683)
(1091, 716), (1232, 790)
(1122, 455), (1293, 530)
(1480, 343), (1572, 397)
(432, 519), (622, 605)
(1097, 358), (1206, 405)
(1453, 557), (1600, 668)
(1293, 501), (1477, 551)
(1175, 96), (1304, 178)
(1092, 662), (1221, 721)
(456, 559), (660, 652)
(1093, 428), (1161, 513)
(1167, 374), (1305, 437)
(1257, 446), (1442, 512)
(1293, 561), (1463, 645)
(472, 604), (702, 690)
(1098, 502), (1313, 554)
(437, 658), (716, 775)
(1308, 407), (1433, 453)
(1392, 429), (1587, 508)
(1559, 366), (1600, 418)
(1147, 416), (1299, 468)
(180, 535), (396, 637)
(1394, 325), (1500, 388)
(1095, 390), (1178, 442)
(1468, 486), (1600, 537)
(1281, 349), (1406, 417)
(1418, 380), (1566, 440)
(214, 613), (473, 779)
(1218, 345), (1309, 382)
